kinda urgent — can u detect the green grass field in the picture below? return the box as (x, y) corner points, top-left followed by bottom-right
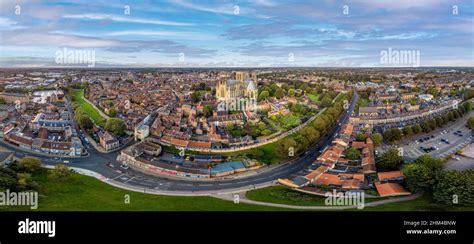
(334, 92), (347, 103)
(246, 186), (474, 211)
(308, 94), (320, 103)
(246, 186), (328, 206)
(0, 169), (284, 211)
(278, 114), (300, 128)
(71, 89), (106, 126)
(355, 98), (369, 113)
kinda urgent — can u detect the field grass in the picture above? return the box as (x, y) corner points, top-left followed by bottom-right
(246, 186), (328, 206)
(278, 114), (300, 128)
(355, 98), (369, 113)
(217, 141), (281, 164)
(0, 169), (284, 211)
(246, 186), (474, 211)
(308, 94), (320, 103)
(71, 89), (106, 126)
(246, 186), (383, 207)
(334, 92), (347, 103)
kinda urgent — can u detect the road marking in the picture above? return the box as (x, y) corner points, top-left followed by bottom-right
(124, 177), (135, 183)
(112, 174), (124, 180)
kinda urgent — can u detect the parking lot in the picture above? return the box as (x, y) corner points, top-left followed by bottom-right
(400, 118), (473, 162)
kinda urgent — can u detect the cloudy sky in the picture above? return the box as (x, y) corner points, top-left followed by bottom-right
(0, 0), (473, 67)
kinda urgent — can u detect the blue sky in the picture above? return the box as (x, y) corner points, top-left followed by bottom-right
(0, 0), (473, 67)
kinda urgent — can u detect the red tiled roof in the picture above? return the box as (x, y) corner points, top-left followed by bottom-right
(375, 182), (410, 197)
(378, 171), (404, 182)
(188, 140), (211, 149)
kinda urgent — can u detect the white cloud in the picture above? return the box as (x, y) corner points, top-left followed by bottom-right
(105, 30), (216, 40)
(0, 17), (25, 30)
(169, 0), (235, 15)
(62, 13), (194, 26)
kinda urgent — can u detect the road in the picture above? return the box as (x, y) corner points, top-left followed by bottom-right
(2, 92), (358, 194)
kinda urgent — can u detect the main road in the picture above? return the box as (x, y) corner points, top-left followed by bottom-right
(1, 92), (358, 194)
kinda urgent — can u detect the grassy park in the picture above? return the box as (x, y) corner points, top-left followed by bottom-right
(71, 89), (107, 126)
(307, 94), (320, 103)
(0, 169), (283, 211)
(245, 186), (474, 211)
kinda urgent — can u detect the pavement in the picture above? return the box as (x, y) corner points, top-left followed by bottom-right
(380, 110), (474, 162)
(1, 92), (359, 196)
(444, 155), (474, 171)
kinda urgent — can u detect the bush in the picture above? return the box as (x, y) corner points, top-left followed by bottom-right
(17, 157), (42, 173)
(0, 168), (18, 191)
(16, 172), (38, 191)
(378, 149), (403, 171)
(49, 164), (71, 181)
(345, 147), (362, 160)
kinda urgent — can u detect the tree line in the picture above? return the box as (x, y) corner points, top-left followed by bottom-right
(383, 101), (472, 143)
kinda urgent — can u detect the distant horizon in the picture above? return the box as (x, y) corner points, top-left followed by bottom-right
(1, 66), (473, 70)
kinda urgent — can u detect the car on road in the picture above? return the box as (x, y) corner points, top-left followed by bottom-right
(120, 164), (129, 170)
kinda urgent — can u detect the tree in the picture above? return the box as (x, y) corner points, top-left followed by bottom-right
(16, 173), (37, 191)
(261, 129), (272, 136)
(18, 157), (42, 173)
(433, 170), (474, 206)
(294, 135), (310, 151)
(108, 108), (118, 117)
(420, 121), (431, 133)
(105, 118), (126, 136)
(203, 105), (213, 118)
(412, 124), (422, 134)
(355, 133), (366, 141)
(401, 155), (443, 193)
(78, 115), (93, 130)
(190, 92), (200, 103)
(49, 164), (71, 181)
(402, 126), (413, 136)
(383, 128), (402, 143)
(301, 126), (319, 142)
(258, 90), (269, 101)
(378, 149), (403, 171)
(464, 89), (474, 100)
(311, 117), (327, 133)
(321, 97), (332, 108)
(371, 133), (383, 146)
(276, 138), (297, 158)
(275, 89), (284, 99)
(288, 88), (295, 97)
(468, 116), (474, 130)
(463, 101), (472, 112)
(257, 122), (266, 131)
(0, 168), (18, 191)
(345, 147), (362, 160)
(435, 117), (444, 127)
